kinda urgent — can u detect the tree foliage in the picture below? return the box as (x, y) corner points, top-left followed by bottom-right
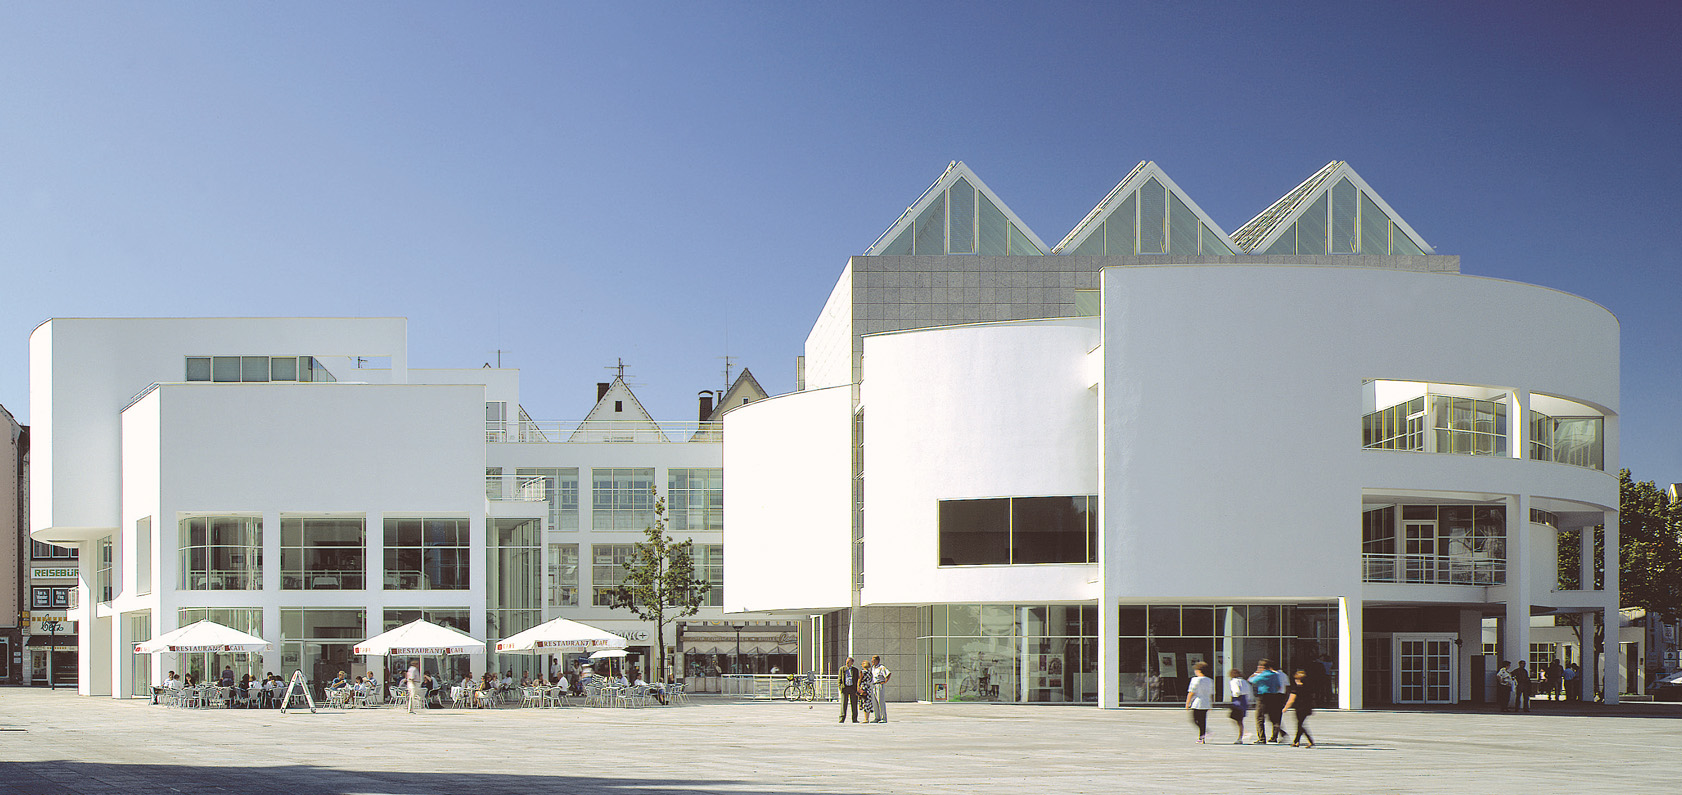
(606, 492), (709, 682)
(1556, 469), (1681, 618)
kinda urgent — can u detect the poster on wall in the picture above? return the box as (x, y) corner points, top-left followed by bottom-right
(1047, 656), (1064, 689)
(934, 683), (948, 702)
(1186, 652), (1206, 673)
(1157, 652), (1178, 678)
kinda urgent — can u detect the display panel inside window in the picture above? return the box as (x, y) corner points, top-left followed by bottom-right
(939, 496), (1097, 566)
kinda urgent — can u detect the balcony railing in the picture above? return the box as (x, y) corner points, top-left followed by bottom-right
(486, 420), (722, 444)
(1362, 553), (1506, 585)
(486, 475), (551, 502)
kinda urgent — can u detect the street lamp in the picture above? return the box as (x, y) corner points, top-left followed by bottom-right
(731, 623), (745, 675)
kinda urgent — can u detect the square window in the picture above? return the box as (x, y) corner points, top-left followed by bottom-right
(185, 357), (211, 381)
(241, 356), (269, 382)
(270, 356), (298, 381)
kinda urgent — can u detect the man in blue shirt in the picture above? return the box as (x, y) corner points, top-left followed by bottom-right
(1248, 660), (1289, 744)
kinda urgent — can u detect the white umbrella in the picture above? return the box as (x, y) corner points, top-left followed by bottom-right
(495, 617), (626, 654)
(354, 619), (484, 656)
(589, 648), (630, 659)
(135, 620), (270, 654)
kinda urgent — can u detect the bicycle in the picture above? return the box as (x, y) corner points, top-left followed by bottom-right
(784, 671), (817, 702)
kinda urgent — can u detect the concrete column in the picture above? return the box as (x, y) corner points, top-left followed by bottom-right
(1579, 522), (1594, 592)
(1580, 610), (1598, 702)
(1602, 507), (1620, 704)
(1338, 596), (1361, 709)
(1458, 609), (1482, 703)
(1504, 494), (1531, 675)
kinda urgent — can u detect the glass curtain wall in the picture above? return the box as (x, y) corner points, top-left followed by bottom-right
(1529, 411), (1604, 470)
(591, 469), (655, 531)
(486, 518), (542, 679)
(668, 468), (723, 531)
(515, 468), (580, 531)
(382, 517), (469, 590)
(919, 604), (1098, 703)
(129, 613), (151, 696)
(1362, 393), (1506, 455)
(280, 608), (365, 690)
(281, 516), (365, 590)
(180, 516), (262, 590)
(547, 543), (579, 606)
(1116, 605), (1338, 704)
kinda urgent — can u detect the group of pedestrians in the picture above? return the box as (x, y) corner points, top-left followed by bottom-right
(1186, 659), (1315, 747)
(836, 655), (892, 723)
(1495, 658), (1581, 712)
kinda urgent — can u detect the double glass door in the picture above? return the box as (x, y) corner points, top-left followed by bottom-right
(1394, 633), (1455, 703)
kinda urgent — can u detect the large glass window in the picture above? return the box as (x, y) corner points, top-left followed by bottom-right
(382, 517), (469, 590)
(1529, 411), (1604, 470)
(919, 604), (1098, 703)
(486, 518), (542, 647)
(281, 516), (365, 590)
(548, 543), (579, 606)
(938, 496), (1097, 566)
(382, 608), (471, 633)
(180, 516), (262, 590)
(280, 608), (365, 688)
(697, 544), (723, 608)
(1361, 503), (1505, 585)
(187, 355), (332, 383)
(96, 537), (114, 603)
(668, 468), (723, 531)
(30, 540), (76, 560)
(1115, 604), (1338, 705)
(179, 608), (264, 684)
(515, 468), (580, 531)
(591, 543), (635, 606)
(591, 468), (655, 531)
(1362, 391), (1506, 456)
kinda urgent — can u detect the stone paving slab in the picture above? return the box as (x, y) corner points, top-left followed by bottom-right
(0, 688), (1677, 794)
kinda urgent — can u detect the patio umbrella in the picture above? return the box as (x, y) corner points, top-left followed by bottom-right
(494, 617), (626, 654)
(355, 619), (485, 688)
(590, 647), (631, 677)
(136, 620), (271, 654)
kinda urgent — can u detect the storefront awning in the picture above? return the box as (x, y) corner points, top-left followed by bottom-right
(27, 635), (78, 647)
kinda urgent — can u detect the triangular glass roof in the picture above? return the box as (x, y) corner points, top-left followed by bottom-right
(1232, 161), (1433, 256)
(1051, 161), (1240, 256)
(865, 161), (1049, 256)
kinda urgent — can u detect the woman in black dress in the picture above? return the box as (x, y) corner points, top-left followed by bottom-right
(1282, 669), (1315, 747)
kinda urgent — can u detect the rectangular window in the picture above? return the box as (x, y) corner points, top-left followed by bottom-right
(270, 356), (298, 381)
(96, 537), (114, 603)
(179, 607), (264, 637)
(240, 356), (270, 382)
(697, 544), (724, 607)
(487, 518), (543, 643)
(548, 543), (579, 606)
(591, 468), (655, 531)
(31, 540), (77, 560)
(382, 607), (471, 633)
(185, 357), (212, 381)
(382, 517), (469, 590)
(212, 356), (241, 382)
(1529, 411), (1604, 470)
(1361, 503), (1505, 585)
(279, 607), (364, 687)
(180, 515), (263, 590)
(515, 468), (580, 531)
(281, 516), (365, 590)
(938, 496), (1097, 566)
(31, 586), (71, 609)
(668, 468), (724, 531)
(591, 543), (635, 606)
(136, 516), (152, 595)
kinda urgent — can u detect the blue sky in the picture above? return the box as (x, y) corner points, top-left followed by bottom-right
(2, 2), (1678, 485)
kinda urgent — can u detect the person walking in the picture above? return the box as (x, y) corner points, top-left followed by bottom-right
(1512, 661), (1533, 713)
(1227, 668), (1253, 744)
(406, 659), (422, 713)
(870, 655), (892, 723)
(1185, 662), (1214, 744)
(1248, 660), (1288, 743)
(837, 657), (861, 723)
(1283, 669), (1316, 747)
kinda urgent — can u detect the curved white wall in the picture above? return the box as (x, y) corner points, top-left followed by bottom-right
(1100, 265), (1618, 600)
(723, 385), (854, 612)
(859, 318), (1102, 605)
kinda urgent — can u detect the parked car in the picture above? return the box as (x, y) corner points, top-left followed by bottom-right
(1647, 671), (1682, 701)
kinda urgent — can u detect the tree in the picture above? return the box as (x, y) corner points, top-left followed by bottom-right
(605, 490), (709, 683)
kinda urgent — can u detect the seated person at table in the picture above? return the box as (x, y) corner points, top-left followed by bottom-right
(165, 671), (181, 689)
(327, 671), (350, 690)
(220, 666), (236, 687)
(182, 673), (197, 687)
(634, 674), (667, 705)
(476, 673), (497, 707)
(364, 672), (380, 691)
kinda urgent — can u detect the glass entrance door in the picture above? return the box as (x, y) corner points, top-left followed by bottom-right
(1394, 633), (1456, 703)
(1403, 521), (1438, 582)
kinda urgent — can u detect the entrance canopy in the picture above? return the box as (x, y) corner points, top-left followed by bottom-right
(135, 620), (271, 654)
(494, 616), (626, 654)
(354, 619), (484, 656)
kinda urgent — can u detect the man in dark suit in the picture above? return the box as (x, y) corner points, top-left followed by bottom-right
(838, 657), (861, 723)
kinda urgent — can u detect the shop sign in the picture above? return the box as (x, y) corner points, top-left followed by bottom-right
(30, 567), (77, 579)
(27, 618), (74, 635)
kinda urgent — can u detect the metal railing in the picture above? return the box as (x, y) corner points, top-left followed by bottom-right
(716, 673), (838, 701)
(485, 475), (551, 502)
(1362, 553), (1506, 585)
(487, 420), (722, 444)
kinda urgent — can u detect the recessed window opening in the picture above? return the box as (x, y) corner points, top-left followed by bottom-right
(938, 496), (1097, 566)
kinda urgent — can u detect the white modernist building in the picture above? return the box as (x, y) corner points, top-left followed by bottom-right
(29, 317), (783, 697)
(725, 160), (1622, 707)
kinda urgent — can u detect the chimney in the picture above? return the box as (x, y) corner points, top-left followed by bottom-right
(597, 382), (610, 401)
(698, 390), (715, 421)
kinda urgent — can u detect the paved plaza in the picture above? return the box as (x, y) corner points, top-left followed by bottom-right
(0, 688), (1677, 794)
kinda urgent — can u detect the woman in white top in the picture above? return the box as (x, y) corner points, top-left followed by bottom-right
(1227, 668), (1254, 744)
(1184, 661), (1214, 744)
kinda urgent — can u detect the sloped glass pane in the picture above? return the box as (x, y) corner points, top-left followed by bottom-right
(1262, 223), (1297, 255)
(949, 178), (975, 254)
(1110, 194), (1137, 255)
(1331, 177), (1357, 253)
(978, 193), (1008, 255)
(1138, 179), (1166, 254)
(1167, 193), (1199, 257)
(913, 192), (946, 255)
(880, 226), (913, 255)
(1296, 194), (1328, 255)
(1361, 193), (1392, 254)
(1199, 224), (1234, 255)
(1072, 222), (1107, 256)
(1008, 224), (1042, 255)
(1391, 223), (1423, 255)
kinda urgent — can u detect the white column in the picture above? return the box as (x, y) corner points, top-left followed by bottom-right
(1504, 494), (1531, 674)
(1338, 596), (1361, 709)
(1580, 610), (1598, 702)
(1099, 596), (1118, 708)
(1458, 609), (1482, 703)
(1602, 506), (1620, 704)
(1511, 389), (1529, 460)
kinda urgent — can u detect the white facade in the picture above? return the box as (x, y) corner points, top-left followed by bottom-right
(30, 317), (783, 697)
(725, 160), (1623, 707)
